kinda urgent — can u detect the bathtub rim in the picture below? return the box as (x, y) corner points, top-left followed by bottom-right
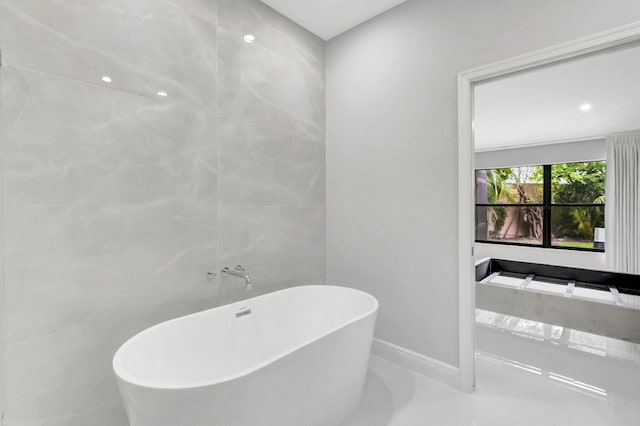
(112, 285), (378, 390)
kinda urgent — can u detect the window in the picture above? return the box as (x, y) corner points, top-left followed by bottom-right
(475, 161), (606, 251)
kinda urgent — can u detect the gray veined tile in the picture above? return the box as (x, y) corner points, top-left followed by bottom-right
(218, 205), (326, 293)
(190, 147), (219, 207)
(3, 203), (218, 342)
(166, 0), (218, 26)
(0, 0), (217, 106)
(218, 27), (325, 139)
(1, 66), (217, 206)
(217, 0), (324, 71)
(218, 116), (325, 205)
(0, 1), (327, 424)
(3, 303), (213, 426)
(2, 402), (129, 426)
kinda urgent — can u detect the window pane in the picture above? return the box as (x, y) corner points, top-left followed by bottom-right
(551, 161), (606, 204)
(475, 167), (543, 204)
(476, 206), (543, 245)
(551, 205), (605, 249)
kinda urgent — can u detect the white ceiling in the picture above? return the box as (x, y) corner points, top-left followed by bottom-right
(259, 0), (408, 40)
(474, 44), (640, 151)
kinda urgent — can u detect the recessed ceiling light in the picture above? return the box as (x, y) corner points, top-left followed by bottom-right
(579, 103), (592, 112)
(157, 91), (168, 97)
(244, 34), (255, 43)
(102, 76), (112, 83)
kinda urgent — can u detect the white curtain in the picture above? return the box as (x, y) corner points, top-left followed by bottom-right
(606, 130), (640, 273)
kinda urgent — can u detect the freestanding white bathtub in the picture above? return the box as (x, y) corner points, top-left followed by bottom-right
(113, 285), (378, 426)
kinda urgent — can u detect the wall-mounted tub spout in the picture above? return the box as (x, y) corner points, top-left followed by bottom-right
(222, 265), (252, 290)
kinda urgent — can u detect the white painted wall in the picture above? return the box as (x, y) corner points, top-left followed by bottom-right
(475, 138), (606, 169)
(326, 0), (640, 367)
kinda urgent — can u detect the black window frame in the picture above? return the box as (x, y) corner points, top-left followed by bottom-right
(475, 163), (605, 252)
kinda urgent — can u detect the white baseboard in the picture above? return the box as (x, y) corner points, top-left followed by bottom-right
(371, 338), (461, 390)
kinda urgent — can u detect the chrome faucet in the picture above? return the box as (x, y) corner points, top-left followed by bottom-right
(221, 265), (252, 290)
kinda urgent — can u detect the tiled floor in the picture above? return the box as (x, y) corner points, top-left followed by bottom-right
(345, 313), (640, 425)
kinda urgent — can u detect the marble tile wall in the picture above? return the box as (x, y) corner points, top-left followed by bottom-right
(0, 0), (325, 424)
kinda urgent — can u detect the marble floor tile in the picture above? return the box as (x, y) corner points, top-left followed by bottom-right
(346, 326), (640, 426)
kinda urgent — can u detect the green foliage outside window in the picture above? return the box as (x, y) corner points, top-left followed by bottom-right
(485, 170), (510, 238)
(476, 161), (606, 249)
(551, 162), (606, 240)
